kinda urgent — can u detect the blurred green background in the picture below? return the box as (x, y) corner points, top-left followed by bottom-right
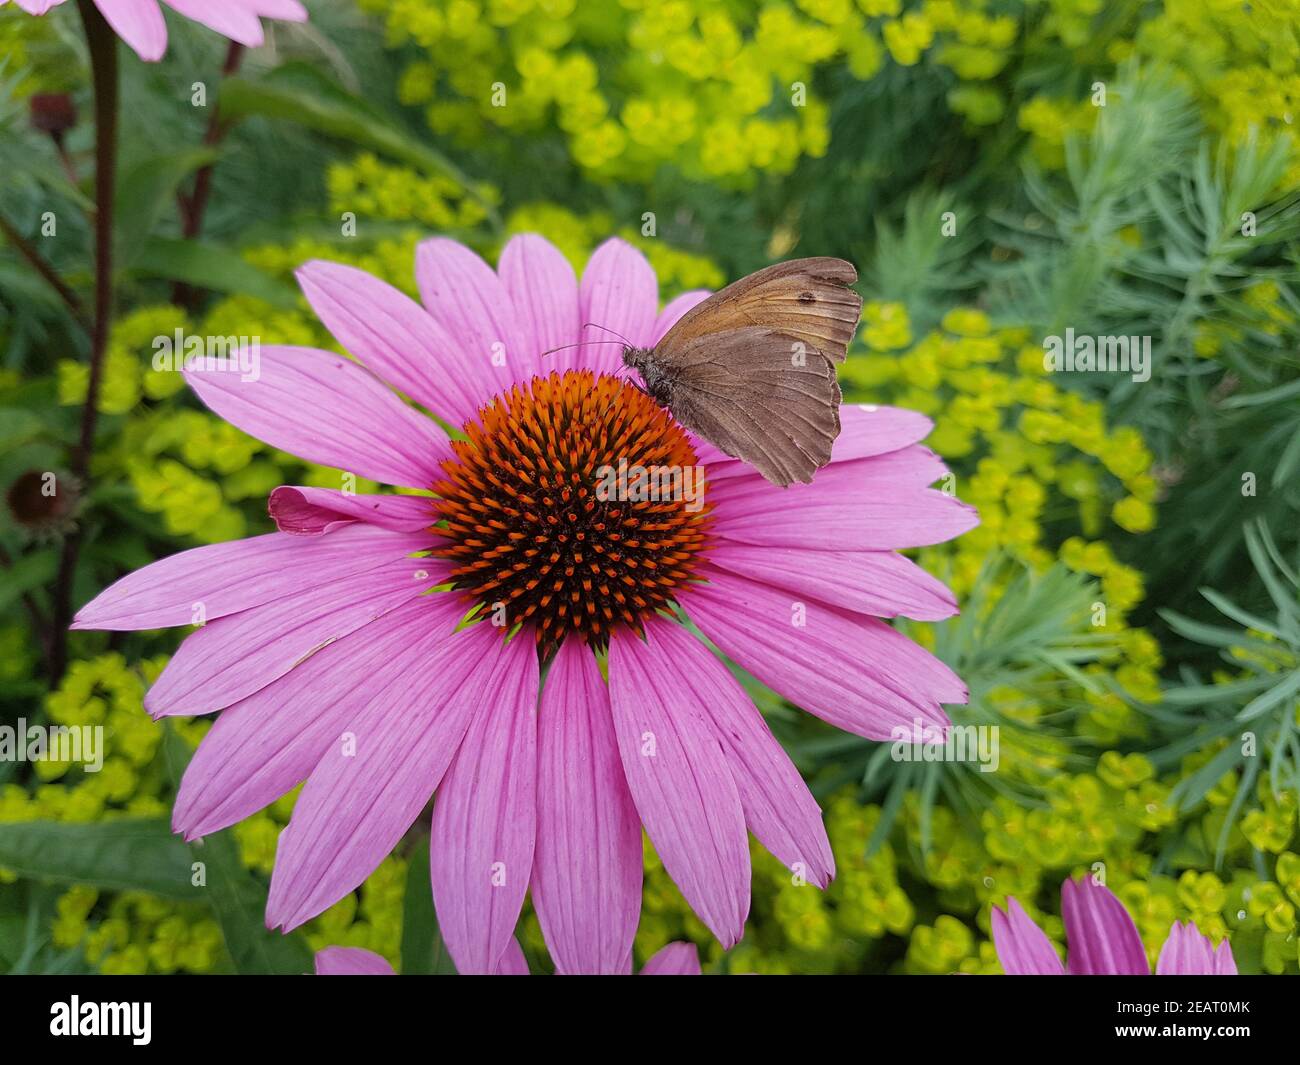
(1, 0), (1299, 974)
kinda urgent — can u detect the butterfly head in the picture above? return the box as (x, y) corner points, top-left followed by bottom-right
(621, 346), (673, 407)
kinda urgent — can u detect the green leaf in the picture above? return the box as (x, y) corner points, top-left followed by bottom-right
(1199, 587), (1284, 640)
(0, 408), (45, 452)
(1171, 741), (1241, 812)
(1158, 608), (1276, 652)
(1272, 429), (1300, 492)
(132, 237), (299, 308)
(1160, 674), (1275, 706)
(0, 261), (67, 312)
(0, 547), (57, 614)
(1236, 670), (1300, 723)
(113, 147), (218, 268)
(217, 65), (497, 228)
(162, 728), (314, 974)
(1244, 521), (1299, 634)
(0, 820), (196, 899)
(400, 837), (456, 975)
(1220, 378), (1300, 409)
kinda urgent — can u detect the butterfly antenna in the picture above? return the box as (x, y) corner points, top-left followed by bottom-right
(540, 339), (627, 358)
(582, 322), (635, 348)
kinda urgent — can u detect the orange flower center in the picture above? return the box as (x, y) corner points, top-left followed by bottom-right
(432, 369), (712, 656)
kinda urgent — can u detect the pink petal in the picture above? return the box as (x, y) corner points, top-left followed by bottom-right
(314, 947), (394, 975)
(651, 290), (710, 345)
(532, 640), (642, 975)
(93, 0), (168, 60)
(1155, 921), (1237, 975)
(1061, 877), (1150, 975)
(429, 635), (539, 975)
(683, 565), (963, 740)
(709, 543), (958, 621)
(266, 617), (507, 932)
(578, 238), (658, 374)
(607, 619), (750, 948)
(72, 523), (429, 631)
(145, 556), (447, 717)
(494, 937), (530, 976)
(991, 897), (1066, 975)
(162, 0), (264, 47)
(268, 486), (435, 535)
(708, 449), (978, 551)
(497, 233), (582, 372)
(295, 260), (494, 429)
(647, 620), (833, 886)
(245, 0), (307, 20)
(171, 593), (471, 839)
(830, 404), (935, 462)
(13, 0), (69, 14)
(716, 442), (947, 499)
(640, 941), (702, 975)
(414, 238), (529, 397)
(184, 345), (448, 490)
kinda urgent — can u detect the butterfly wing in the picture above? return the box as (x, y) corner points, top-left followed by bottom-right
(662, 257), (862, 362)
(650, 257), (860, 486)
(663, 325), (842, 486)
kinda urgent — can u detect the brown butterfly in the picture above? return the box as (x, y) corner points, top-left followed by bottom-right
(621, 257), (862, 487)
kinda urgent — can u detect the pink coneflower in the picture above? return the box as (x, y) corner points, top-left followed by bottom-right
(313, 941), (701, 976)
(315, 947), (399, 977)
(993, 877), (1237, 975)
(314, 941), (530, 976)
(73, 234), (976, 974)
(1, 0), (307, 61)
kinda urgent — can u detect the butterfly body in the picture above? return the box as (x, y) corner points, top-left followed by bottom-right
(621, 346), (674, 407)
(620, 257), (862, 487)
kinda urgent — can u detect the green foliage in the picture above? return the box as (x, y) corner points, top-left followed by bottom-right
(0, 819), (194, 899)
(1, 0), (1298, 976)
